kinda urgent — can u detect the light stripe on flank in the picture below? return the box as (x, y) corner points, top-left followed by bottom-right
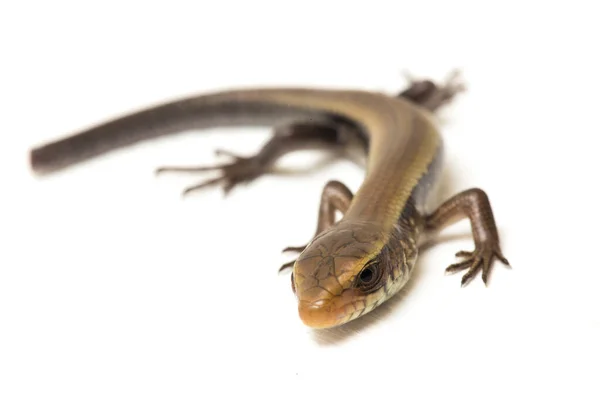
(344, 103), (442, 231)
(231, 89), (441, 236)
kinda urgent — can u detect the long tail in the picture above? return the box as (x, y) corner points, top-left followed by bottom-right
(29, 89), (341, 174)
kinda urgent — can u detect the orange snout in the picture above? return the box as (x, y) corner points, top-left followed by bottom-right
(293, 263), (360, 328)
(296, 286), (359, 329)
(298, 299), (347, 329)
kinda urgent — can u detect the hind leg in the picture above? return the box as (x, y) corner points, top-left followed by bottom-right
(156, 121), (358, 196)
(398, 70), (466, 113)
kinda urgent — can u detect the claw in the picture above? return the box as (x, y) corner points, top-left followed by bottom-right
(445, 259), (472, 274)
(214, 148), (245, 161)
(156, 150), (265, 196)
(279, 260), (295, 273)
(282, 245), (307, 253)
(460, 267), (478, 287)
(182, 176), (226, 196)
(448, 242), (509, 286)
(497, 253), (510, 267)
(481, 253), (492, 285)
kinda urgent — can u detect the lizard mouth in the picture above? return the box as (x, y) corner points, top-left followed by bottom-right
(298, 300), (348, 329)
(297, 291), (366, 329)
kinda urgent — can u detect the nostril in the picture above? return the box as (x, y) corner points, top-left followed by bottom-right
(308, 299), (328, 308)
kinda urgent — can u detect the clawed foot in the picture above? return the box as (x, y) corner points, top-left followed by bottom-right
(156, 149), (266, 196)
(431, 69), (466, 107)
(445, 242), (510, 286)
(400, 69), (466, 112)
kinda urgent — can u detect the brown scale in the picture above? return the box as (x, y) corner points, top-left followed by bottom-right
(29, 70), (509, 329)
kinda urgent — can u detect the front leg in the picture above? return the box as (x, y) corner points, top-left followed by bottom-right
(425, 188), (510, 286)
(279, 180), (354, 271)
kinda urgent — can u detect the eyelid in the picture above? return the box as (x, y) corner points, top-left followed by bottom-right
(356, 262), (382, 292)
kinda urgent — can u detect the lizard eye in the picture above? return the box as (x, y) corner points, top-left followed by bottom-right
(359, 267), (374, 283)
(357, 262), (382, 292)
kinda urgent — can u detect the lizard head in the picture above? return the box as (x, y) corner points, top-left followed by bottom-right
(291, 221), (414, 329)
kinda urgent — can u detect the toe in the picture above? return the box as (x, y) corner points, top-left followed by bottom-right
(461, 265), (480, 287)
(455, 250), (473, 258)
(445, 259), (472, 274)
(279, 260), (295, 273)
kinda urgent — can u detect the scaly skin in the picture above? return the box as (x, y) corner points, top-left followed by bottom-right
(29, 72), (509, 329)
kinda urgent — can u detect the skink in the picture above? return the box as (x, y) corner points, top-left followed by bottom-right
(30, 72), (509, 329)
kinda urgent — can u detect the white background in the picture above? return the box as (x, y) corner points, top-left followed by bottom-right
(1, 1), (599, 399)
